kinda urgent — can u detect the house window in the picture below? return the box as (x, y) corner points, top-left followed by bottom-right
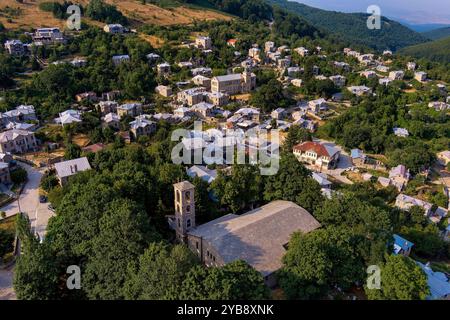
(176, 190), (180, 202)
(196, 242), (199, 249)
(187, 219), (191, 228)
(186, 205), (190, 213)
(177, 218), (181, 228)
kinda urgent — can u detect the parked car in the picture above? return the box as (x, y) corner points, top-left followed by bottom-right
(39, 195), (47, 203)
(48, 204), (55, 212)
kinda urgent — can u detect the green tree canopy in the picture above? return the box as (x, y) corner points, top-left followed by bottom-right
(124, 242), (198, 300)
(179, 260), (269, 300)
(278, 227), (366, 299)
(365, 255), (429, 300)
(263, 152), (323, 214)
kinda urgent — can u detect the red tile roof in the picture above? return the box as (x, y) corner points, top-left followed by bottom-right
(293, 141), (331, 158)
(82, 143), (105, 153)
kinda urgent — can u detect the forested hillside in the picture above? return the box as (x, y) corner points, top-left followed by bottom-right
(422, 27), (450, 40)
(399, 36), (450, 63)
(266, 0), (427, 51)
(190, 0), (322, 39)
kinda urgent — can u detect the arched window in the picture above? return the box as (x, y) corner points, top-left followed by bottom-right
(185, 191), (191, 203)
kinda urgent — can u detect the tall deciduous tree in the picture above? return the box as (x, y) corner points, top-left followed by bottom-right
(82, 199), (160, 299)
(283, 125), (312, 153)
(179, 260), (269, 300)
(278, 227), (365, 299)
(124, 242), (198, 300)
(365, 255), (429, 300)
(210, 165), (263, 213)
(264, 153), (323, 214)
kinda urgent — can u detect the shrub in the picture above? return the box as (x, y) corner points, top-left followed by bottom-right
(0, 229), (14, 259)
(11, 167), (27, 185)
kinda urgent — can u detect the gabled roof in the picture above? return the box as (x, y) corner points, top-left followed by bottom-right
(103, 112), (120, 123)
(118, 103), (141, 110)
(82, 143), (105, 153)
(213, 73), (242, 82)
(393, 234), (414, 254)
(186, 165), (217, 184)
(312, 172), (332, 187)
(112, 54), (130, 59)
(192, 102), (214, 111)
(57, 114), (82, 125)
(351, 148), (364, 159)
(235, 107), (260, 115)
(5, 122), (34, 131)
(55, 157), (91, 179)
(293, 141), (339, 158)
(129, 117), (155, 129)
(416, 262), (450, 300)
(191, 75), (210, 81)
(0, 129), (34, 143)
(389, 165), (410, 179)
(309, 98), (326, 105)
(188, 200), (321, 276)
(272, 108), (285, 113)
(396, 193), (433, 211)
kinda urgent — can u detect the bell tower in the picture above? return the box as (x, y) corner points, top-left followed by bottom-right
(173, 181), (196, 242)
(242, 67), (253, 92)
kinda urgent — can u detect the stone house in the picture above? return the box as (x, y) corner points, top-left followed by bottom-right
(0, 129), (37, 154)
(54, 157), (91, 186)
(293, 141), (340, 170)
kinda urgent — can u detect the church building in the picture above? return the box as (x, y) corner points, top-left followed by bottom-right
(168, 181), (321, 287)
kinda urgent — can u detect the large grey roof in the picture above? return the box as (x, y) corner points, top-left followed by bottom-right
(55, 157), (91, 179)
(213, 74), (242, 82)
(188, 200), (321, 276)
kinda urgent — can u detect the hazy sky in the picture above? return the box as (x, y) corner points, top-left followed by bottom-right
(292, 0), (450, 24)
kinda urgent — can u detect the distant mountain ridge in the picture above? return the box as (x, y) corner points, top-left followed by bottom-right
(265, 0), (428, 51)
(398, 21), (450, 33)
(421, 27), (450, 40)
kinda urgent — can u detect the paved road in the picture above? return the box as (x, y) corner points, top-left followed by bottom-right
(2, 163), (54, 240)
(0, 163), (55, 300)
(0, 266), (15, 300)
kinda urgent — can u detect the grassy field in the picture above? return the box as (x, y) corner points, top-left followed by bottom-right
(138, 33), (165, 48)
(0, 0), (233, 31)
(108, 0), (233, 26)
(0, 0), (65, 30)
(72, 133), (91, 147)
(0, 215), (16, 234)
